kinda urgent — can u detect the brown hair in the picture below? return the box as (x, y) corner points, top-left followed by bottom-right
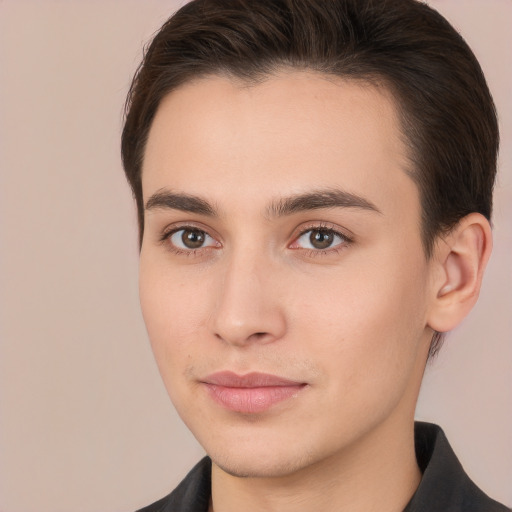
(121, 0), (499, 356)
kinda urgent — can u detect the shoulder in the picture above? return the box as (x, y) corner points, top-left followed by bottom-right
(407, 422), (510, 512)
(135, 457), (212, 512)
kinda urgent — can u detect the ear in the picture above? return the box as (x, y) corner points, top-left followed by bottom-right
(426, 213), (493, 333)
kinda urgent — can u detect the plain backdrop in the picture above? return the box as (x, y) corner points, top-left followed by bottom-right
(0, 1), (511, 511)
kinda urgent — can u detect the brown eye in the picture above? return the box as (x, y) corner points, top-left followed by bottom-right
(182, 229), (205, 248)
(293, 228), (347, 251)
(309, 230), (335, 249)
(169, 228), (216, 250)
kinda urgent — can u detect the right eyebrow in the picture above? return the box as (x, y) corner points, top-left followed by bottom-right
(144, 190), (217, 216)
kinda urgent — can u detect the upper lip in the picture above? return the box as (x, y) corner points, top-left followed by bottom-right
(202, 371), (304, 388)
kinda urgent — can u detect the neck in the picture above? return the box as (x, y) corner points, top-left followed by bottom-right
(210, 416), (421, 512)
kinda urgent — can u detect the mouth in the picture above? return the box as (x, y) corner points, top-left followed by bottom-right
(201, 371), (307, 414)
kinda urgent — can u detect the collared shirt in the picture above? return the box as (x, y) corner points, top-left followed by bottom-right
(136, 422), (510, 512)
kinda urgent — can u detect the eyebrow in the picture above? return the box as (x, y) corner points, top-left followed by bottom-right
(145, 190), (217, 216)
(267, 188), (381, 217)
(144, 188), (381, 217)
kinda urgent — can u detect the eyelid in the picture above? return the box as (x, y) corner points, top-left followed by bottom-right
(160, 221), (220, 241)
(170, 229), (217, 249)
(288, 222), (354, 250)
(159, 222), (222, 253)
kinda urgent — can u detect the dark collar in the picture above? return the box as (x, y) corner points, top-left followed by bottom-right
(137, 422), (509, 512)
(404, 422), (509, 511)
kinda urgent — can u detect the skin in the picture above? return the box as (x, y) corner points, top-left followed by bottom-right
(138, 71), (491, 512)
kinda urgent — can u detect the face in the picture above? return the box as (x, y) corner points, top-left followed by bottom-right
(139, 71), (434, 478)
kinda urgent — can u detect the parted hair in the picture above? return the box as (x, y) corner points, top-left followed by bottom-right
(121, 0), (499, 356)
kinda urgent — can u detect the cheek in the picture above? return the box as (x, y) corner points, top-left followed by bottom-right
(139, 258), (210, 374)
(294, 248), (429, 388)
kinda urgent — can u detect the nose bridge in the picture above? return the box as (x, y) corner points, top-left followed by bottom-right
(211, 243), (286, 346)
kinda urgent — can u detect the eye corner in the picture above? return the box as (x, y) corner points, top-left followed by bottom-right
(159, 224), (222, 256)
(289, 223), (353, 254)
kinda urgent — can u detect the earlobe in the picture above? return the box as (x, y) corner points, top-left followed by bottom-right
(427, 213), (492, 333)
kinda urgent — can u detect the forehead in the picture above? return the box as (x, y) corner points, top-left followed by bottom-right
(142, 71), (418, 220)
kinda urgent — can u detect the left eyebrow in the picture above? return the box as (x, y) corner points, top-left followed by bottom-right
(267, 188), (381, 217)
(145, 190), (217, 216)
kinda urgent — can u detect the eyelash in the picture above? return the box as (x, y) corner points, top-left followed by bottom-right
(159, 222), (353, 258)
(290, 223), (353, 257)
(159, 224), (219, 257)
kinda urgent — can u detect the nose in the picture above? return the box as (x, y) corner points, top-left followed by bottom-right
(210, 252), (287, 347)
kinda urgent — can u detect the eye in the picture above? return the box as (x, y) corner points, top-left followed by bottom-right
(292, 228), (348, 251)
(168, 228), (218, 250)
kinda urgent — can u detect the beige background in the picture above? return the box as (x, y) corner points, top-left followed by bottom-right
(0, 1), (510, 511)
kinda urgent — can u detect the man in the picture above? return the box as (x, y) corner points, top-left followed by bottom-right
(121, 0), (509, 510)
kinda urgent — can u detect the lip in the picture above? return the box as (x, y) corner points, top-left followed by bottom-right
(201, 371), (307, 414)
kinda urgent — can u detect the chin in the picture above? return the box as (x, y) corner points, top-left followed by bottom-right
(208, 442), (318, 479)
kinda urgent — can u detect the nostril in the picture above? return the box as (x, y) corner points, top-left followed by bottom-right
(250, 332), (270, 341)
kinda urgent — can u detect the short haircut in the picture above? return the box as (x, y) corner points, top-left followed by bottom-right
(121, 0), (499, 356)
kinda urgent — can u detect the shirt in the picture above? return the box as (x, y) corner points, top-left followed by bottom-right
(136, 422), (510, 512)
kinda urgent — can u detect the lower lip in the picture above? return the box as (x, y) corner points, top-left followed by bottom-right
(204, 383), (306, 414)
